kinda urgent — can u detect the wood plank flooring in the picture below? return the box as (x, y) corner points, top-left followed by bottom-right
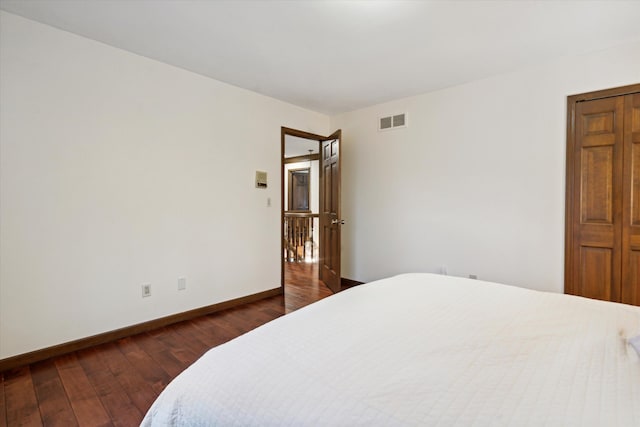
(1, 262), (332, 426)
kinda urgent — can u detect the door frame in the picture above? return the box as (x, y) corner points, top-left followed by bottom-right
(287, 167), (311, 212)
(564, 83), (640, 295)
(281, 127), (328, 289)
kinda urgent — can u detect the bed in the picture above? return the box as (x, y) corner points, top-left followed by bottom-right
(141, 273), (640, 426)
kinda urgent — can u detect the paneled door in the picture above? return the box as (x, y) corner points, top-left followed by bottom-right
(621, 93), (640, 305)
(568, 96), (624, 302)
(565, 84), (640, 305)
(319, 130), (342, 293)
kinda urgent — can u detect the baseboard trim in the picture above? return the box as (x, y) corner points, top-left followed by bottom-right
(341, 277), (365, 289)
(0, 287), (283, 373)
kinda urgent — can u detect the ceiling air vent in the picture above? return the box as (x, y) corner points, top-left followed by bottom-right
(378, 113), (407, 131)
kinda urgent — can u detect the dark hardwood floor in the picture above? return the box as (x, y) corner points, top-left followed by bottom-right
(1, 262), (331, 426)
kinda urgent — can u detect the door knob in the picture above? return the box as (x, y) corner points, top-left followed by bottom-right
(331, 219), (345, 225)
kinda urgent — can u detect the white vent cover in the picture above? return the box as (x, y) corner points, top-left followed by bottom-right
(378, 113), (407, 131)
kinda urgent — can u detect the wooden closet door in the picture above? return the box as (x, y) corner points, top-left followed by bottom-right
(569, 96), (625, 302)
(622, 93), (640, 305)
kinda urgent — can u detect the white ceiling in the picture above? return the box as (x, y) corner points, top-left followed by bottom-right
(285, 136), (320, 158)
(2, 0), (640, 115)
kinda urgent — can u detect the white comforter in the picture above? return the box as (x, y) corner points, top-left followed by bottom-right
(141, 274), (640, 426)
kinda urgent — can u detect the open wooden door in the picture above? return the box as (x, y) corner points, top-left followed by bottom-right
(319, 130), (342, 293)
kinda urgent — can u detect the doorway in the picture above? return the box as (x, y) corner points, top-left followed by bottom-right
(281, 127), (343, 294)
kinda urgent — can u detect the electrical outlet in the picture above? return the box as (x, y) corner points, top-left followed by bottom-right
(142, 283), (151, 297)
(469, 274), (478, 280)
(178, 277), (186, 291)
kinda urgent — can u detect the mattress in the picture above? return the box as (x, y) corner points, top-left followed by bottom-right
(141, 273), (640, 426)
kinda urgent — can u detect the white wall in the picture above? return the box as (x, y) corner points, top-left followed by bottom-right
(2, 11), (638, 361)
(0, 11), (329, 359)
(333, 40), (640, 293)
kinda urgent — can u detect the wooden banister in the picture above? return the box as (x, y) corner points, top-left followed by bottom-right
(284, 212), (319, 262)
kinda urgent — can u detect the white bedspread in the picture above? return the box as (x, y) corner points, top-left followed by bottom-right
(141, 274), (640, 426)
